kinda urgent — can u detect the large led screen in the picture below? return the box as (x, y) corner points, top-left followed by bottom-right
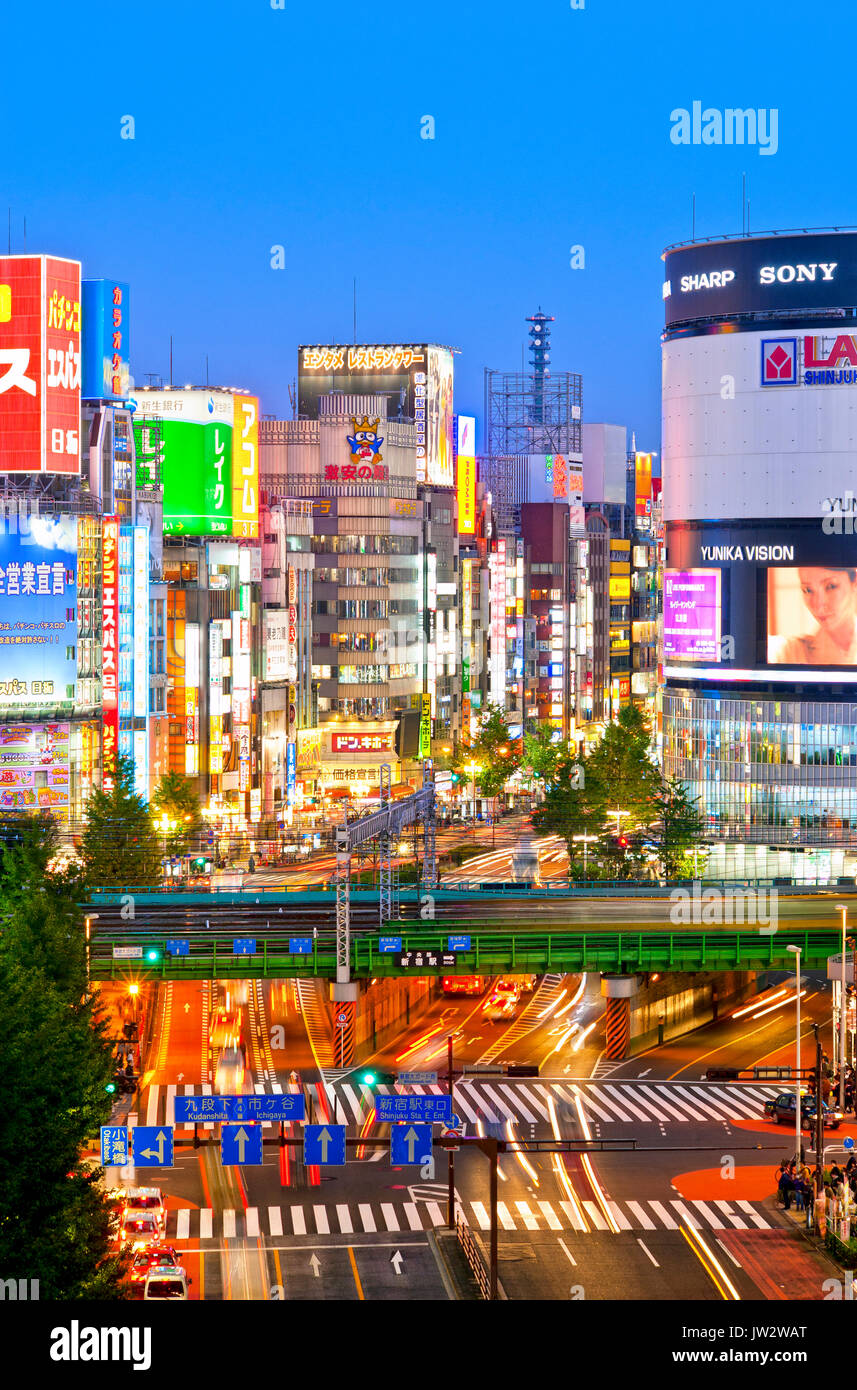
(0, 517), (77, 707)
(767, 566), (857, 666)
(663, 568), (722, 661)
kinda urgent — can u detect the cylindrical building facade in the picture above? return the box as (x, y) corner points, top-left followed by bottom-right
(662, 231), (857, 878)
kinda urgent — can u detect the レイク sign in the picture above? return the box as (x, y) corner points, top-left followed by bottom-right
(101, 516), (120, 790)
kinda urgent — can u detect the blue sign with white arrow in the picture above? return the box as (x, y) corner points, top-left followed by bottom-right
(131, 1126), (174, 1167)
(166, 939), (189, 956)
(379, 936), (403, 953)
(376, 1094), (452, 1123)
(174, 1094), (305, 1124)
(304, 1124), (346, 1166)
(221, 1124), (263, 1166)
(100, 1125), (129, 1166)
(233, 938), (257, 956)
(448, 935), (471, 952)
(289, 937), (313, 955)
(390, 1122), (433, 1166)
(845, 1137), (855, 1150)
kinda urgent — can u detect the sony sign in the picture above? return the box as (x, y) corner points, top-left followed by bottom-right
(759, 262), (837, 285)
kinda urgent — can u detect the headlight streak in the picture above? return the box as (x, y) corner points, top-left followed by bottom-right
(681, 1225), (741, 1300)
(573, 1091), (620, 1234)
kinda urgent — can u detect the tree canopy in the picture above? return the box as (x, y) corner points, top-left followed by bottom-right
(79, 754), (160, 888)
(151, 770), (203, 853)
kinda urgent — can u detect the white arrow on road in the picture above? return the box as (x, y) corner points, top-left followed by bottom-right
(234, 1127), (251, 1162)
(139, 1130), (168, 1163)
(390, 1250), (404, 1275)
(184, 1003), (190, 1014)
(177, 1072), (184, 1082)
(309, 1254), (321, 1277)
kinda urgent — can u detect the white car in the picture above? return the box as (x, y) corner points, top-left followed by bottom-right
(143, 1265), (191, 1300)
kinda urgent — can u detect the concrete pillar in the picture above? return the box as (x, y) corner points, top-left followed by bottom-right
(331, 980), (359, 1069)
(601, 974), (638, 1061)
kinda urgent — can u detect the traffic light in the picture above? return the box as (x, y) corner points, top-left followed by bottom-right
(359, 1069), (396, 1089)
(617, 835), (629, 850)
(105, 1081), (116, 1094)
(145, 948), (161, 963)
(451, 772), (460, 784)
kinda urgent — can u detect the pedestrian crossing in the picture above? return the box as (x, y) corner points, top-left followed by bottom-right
(163, 1194), (776, 1241)
(142, 1078), (786, 1130)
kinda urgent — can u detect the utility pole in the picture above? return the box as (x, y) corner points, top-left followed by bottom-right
(447, 1035), (455, 1228)
(814, 1023), (823, 1181)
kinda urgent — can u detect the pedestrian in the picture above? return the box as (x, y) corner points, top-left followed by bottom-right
(778, 1163), (794, 1210)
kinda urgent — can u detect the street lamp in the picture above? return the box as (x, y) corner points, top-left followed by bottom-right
(465, 760), (481, 830)
(836, 904), (849, 1111)
(84, 913), (98, 994)
(786, 944), (803, 1163)
(610, 809), (631, 836)
(572, 833), (599, 880)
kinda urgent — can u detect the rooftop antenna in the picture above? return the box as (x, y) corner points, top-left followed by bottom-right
(7, 208), (10, 254)
(742, 172), (746, 235)
(22, 216), (26, 252)
(205, 354), (209, 387)
(692, 192), (696, 240)
(353, 278), (357, 345)
(169, 335), (173, 387)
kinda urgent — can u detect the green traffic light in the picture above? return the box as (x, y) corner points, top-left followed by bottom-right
(105, 1082), (116, 1094)
(361, 1071), (376, 1086)
(146, 949), (160, 962)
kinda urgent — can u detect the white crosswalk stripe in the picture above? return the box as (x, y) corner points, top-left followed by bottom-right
(246, 1208), (260, 1237)
(268, 1207), (282, 1236)
(176, 1209), (190, 1240)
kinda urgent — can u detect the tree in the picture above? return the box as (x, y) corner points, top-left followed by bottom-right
(649, 775), (705, 879)
(523, 725), (570, 788)
(465, 704), (522, 844)
(532, 753), (609, 867)
(0, 837), (130, 1299)
(151, 771), (203, 853)
(79, 754), (160, 887)
(585, 704), (661, 832)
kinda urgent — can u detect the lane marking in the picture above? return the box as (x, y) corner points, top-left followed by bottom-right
(557, 1238), (577, 1266)
(637, 1238), (659, 1267)
(348, 1246), (365, 1300)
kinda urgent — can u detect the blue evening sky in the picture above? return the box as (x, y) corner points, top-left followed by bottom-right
(2, 0), (854, 453)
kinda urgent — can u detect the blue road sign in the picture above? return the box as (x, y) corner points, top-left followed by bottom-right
(289, 937), (313, 955)
(448, 934), (471, 951)
(390, 1122), (433, 1166)
(100, 1125), (129, 1166)
(166, 938), (189, 956)
(131, 1126), (174, 1167)
(379, 936), (403, 954)
(845, 1137), (855, 1150)
(376, 1094), (452, 1124)
(304, 1124), (346, 1167)
(233, 938), (257, 956)
(174, 1094), (305, 1124)
(221, 1124), (264, 1166)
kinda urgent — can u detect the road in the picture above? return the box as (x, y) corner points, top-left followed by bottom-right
(97, 952), (847, 1300)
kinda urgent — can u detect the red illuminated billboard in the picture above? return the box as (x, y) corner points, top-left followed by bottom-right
(0, 255), (81, 474)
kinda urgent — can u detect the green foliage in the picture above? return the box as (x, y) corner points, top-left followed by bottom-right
(533, 706), (701, 880)
(151, 771), (203, 852)
(0, 829), (129, 1298)
(649, 775), (705, 879)
(80, 754), (160, 888)
(465, 704), (522, 800)
(523, 725), (570, 785)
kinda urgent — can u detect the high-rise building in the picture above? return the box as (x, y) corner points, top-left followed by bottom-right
(662, 229), (857, 879)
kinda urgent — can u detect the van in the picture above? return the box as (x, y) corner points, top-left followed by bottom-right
(143, 1266), (191, 1300)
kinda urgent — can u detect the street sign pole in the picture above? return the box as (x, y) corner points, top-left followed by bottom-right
(447, 1034), (455, 1229)
(489, 1136), (499, 1302)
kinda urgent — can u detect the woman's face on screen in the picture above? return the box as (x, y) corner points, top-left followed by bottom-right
(797, 568), (857, 627)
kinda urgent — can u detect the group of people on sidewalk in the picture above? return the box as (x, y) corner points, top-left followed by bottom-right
(776, 1153), (857, 1234)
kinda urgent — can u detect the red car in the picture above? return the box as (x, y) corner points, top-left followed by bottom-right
(128, 1244), (180, 1291)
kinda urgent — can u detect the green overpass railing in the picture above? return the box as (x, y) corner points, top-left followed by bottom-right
(89, 927), (842, 981)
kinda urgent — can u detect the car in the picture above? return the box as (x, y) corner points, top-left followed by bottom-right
(483, 979), (520, 1021)
(119, 1187), (166, 1244)
(129, 1244), (179, 1291)
(764, 1091), (844, 1130)
(143, 1265), (191, 1300)
(214, 1046), (246, 1095)
(209, 1004), (242, 1051)
(442, 975), (486, 996)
